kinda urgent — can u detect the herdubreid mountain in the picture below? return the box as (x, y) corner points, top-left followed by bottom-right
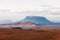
(0, 16), (60, 25)
(20, 16), (60, 25)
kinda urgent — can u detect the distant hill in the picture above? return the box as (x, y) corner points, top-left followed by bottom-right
(0, 20), (12, 24)
(20, 16), (55, 25)
(0, 16), (60, 25)
(0, 16), (60, 28)
(21, 16), (53, 25)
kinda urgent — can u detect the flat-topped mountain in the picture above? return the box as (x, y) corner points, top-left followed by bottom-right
(20, 16), (54, 25)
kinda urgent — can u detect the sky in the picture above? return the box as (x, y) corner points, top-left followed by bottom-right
(0, 0), (60, 22)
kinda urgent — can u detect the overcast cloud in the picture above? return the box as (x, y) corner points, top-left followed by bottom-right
(0, 0), (60, 22)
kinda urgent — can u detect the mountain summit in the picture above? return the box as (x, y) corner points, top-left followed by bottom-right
(20, 16), (54, 25)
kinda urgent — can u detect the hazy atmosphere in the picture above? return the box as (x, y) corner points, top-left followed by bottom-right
(0, 0), (60, 22)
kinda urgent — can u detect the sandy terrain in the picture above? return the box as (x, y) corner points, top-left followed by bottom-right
(0, 28), (60, 40)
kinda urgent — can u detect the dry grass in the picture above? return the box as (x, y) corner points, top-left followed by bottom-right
(0, 28), (60, 40)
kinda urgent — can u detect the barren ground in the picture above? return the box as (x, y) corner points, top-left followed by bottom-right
(0, 28), (60, 40)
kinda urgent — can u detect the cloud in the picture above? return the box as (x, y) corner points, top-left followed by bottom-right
(0, 0), (60, 22)
(0, 0), (60, 11)
(0, 10), (60, 22)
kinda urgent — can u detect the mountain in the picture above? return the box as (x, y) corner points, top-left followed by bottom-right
(0, 16), (60, 28)
(0, 16), (60, 25)
(20, 16), (55, 25)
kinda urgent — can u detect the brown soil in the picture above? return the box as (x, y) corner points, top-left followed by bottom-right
(0, 29), (60, 40)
